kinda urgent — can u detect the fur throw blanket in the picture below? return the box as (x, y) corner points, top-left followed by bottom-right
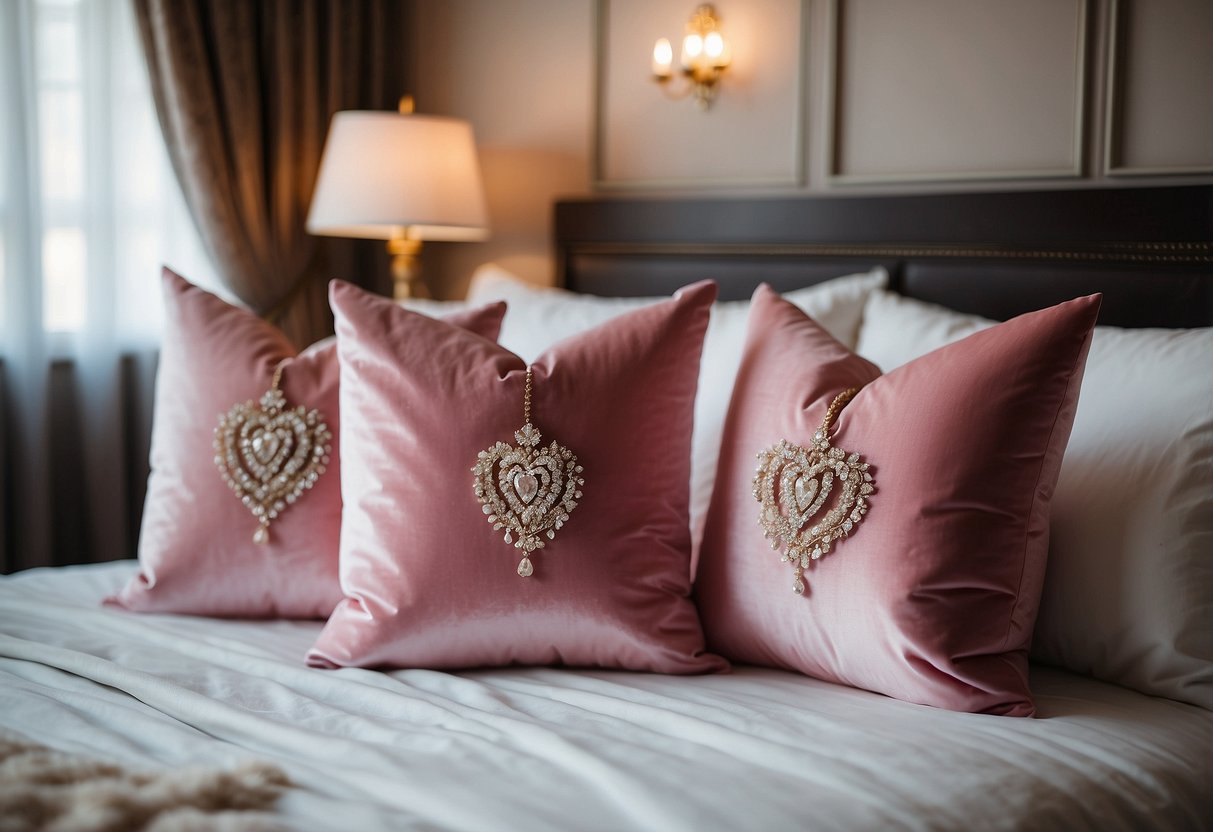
(0, 734), (289, 832)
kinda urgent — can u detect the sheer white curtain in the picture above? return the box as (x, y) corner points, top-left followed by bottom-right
(0, 0), (216, 571)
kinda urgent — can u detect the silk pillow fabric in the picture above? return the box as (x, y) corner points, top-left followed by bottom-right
(696, 286), (1099, 715)
(309, 279), (725, 673)
(857, 289), (1213, 710)
(110, 269), (505, 619)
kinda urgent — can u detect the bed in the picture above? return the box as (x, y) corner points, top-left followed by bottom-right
(2, 185), (1211, 831)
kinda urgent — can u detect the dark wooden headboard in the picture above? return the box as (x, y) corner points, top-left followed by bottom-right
(554, 185), (1213, 328)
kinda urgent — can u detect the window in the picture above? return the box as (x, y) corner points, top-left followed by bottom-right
(2, 0), (223, 573)
(3, 0), (218, 347)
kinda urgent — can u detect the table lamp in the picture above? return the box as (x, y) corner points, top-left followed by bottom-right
(307, 97), (489, 299)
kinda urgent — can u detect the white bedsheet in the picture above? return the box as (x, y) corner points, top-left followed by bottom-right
(1, 562), (1209, 831)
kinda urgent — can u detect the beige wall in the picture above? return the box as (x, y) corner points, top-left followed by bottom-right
(410, 0), (1213, 297)
(410, 0), (594, 297)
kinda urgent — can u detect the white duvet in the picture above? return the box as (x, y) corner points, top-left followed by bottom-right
(1, 562), (1209, 831)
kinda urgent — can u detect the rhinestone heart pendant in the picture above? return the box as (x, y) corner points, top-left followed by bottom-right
(472, 367), (584, 577)
(753, 387), (874, 594)
(214, 368), (331, 545)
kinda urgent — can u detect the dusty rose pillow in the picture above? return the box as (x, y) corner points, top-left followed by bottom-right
(308, 279), (725, 673)
(696, 286), (1099, 715)
(108, 268), (505, 619)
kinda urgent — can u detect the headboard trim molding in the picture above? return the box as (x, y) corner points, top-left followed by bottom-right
(563, 241), (1213, 265)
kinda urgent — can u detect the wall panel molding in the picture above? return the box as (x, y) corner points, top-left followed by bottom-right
(1103, 0), (1213, 177)
(826, 0), (1090, 186)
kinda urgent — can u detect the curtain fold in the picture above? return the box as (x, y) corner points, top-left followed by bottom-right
(0, 0), (50, 572)
(134, 0), (404, 347)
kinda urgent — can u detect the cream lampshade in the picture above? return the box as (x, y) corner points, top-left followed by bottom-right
(306, 104), (489, 299)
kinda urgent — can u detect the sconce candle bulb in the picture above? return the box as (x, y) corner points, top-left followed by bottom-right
(650, 4), (731, 110)
(652, 37), (674, 78)
(681, 32), (703, 63)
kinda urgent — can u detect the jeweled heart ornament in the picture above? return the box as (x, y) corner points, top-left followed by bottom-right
(214, 364), (331, 544)
(472, 366), (584, 577)
(753, 386), (874, 594)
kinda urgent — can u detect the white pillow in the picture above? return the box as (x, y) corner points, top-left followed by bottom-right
(857, 289), (1213, 710)
(467, 263), (889, 551)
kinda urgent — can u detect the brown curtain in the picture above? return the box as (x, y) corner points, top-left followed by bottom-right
(134, 0), (405, 347)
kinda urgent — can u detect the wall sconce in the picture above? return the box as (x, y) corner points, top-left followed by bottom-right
(651, 4), (732, 111)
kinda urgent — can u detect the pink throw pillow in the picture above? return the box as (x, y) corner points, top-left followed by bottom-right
(696, 286), (1099, 715)
(308, 279), (725, 673)
(109, 268), (505, 619)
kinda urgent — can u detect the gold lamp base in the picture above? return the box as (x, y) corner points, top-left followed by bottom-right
(387, 236), (425, 300)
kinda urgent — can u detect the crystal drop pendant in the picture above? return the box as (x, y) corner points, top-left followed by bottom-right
(753, 386), (874, 596)
(471, 366), (584, 577)
(215, 379), (331, 547)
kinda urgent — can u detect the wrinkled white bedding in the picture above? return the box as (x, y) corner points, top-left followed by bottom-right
(1, 562), (1209, 831)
